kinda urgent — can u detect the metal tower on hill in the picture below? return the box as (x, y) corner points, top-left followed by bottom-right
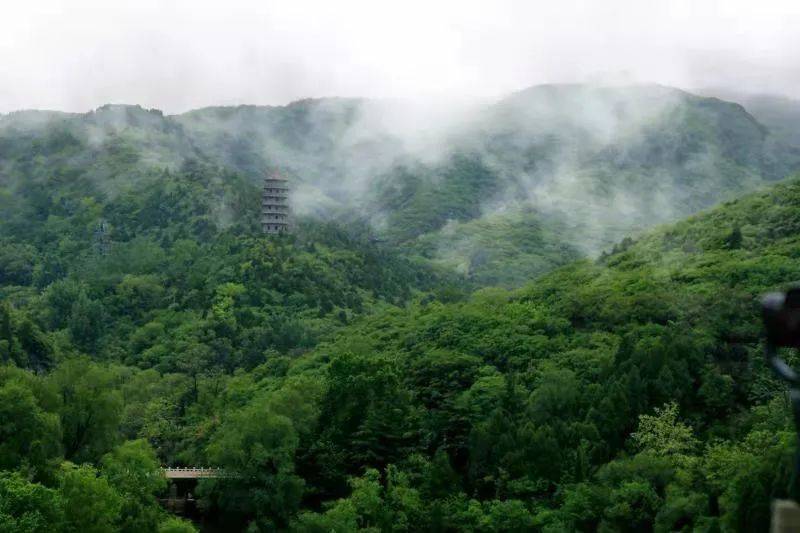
(261, 169), (290, 234)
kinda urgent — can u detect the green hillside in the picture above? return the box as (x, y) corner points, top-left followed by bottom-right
(4, 156), (800, 529)
(369, 85), (800, 284)
(4, 85), (798, 287)
(3, 85), (800, 531)
(269, 177), (800, 531)
(409, 207), (583, 287)
(701, 90), (800, 148)
(0, 159), (447, 372)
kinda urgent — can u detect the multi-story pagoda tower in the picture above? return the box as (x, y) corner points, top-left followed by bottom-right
(261, 169), (290, 234)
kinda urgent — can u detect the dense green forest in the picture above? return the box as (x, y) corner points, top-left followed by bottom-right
(3, 85), (800, 531)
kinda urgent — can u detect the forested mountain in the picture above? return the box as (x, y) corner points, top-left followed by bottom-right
(278, 177), (800, 531)
(3, 85), (800, 532)
(0, 160), (450, 532)
(0, 160), (448, 371)
(375, 84), (800, 283)
(741, 95), (800, 148)
(700, 90), (800, 148)
(168, 85), (800, 284)
(3, 85), (798, 286)
(4, 170), (800, 530)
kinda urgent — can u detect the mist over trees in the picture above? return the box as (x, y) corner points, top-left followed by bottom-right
(2, 84), (800, 531)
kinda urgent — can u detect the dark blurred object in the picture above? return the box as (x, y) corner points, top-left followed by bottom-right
(762, 288), (800, 513)
(763, 288), (800, 349)
(762, 289), (800, 384)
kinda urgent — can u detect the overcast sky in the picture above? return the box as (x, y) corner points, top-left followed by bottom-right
(2, 0), (800, 114)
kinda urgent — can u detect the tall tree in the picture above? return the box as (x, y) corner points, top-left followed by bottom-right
(49, 358), (123, 462)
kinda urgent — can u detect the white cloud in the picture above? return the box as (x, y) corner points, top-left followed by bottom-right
(2, 0), (800, 113)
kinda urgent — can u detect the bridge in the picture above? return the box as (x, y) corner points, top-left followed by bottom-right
(159, 468), (226, 517)
(161, 467), (224, 479)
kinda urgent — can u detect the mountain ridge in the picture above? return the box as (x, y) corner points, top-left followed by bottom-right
(3, 84), (800, 286)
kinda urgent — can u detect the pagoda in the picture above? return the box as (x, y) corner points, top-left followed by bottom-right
(261, 169), (290, 234)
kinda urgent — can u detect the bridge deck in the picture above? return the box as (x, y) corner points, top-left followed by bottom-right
(161, 467), (222, 479)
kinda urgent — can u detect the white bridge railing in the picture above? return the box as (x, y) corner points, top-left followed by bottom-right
(161, 467), (224, 479)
